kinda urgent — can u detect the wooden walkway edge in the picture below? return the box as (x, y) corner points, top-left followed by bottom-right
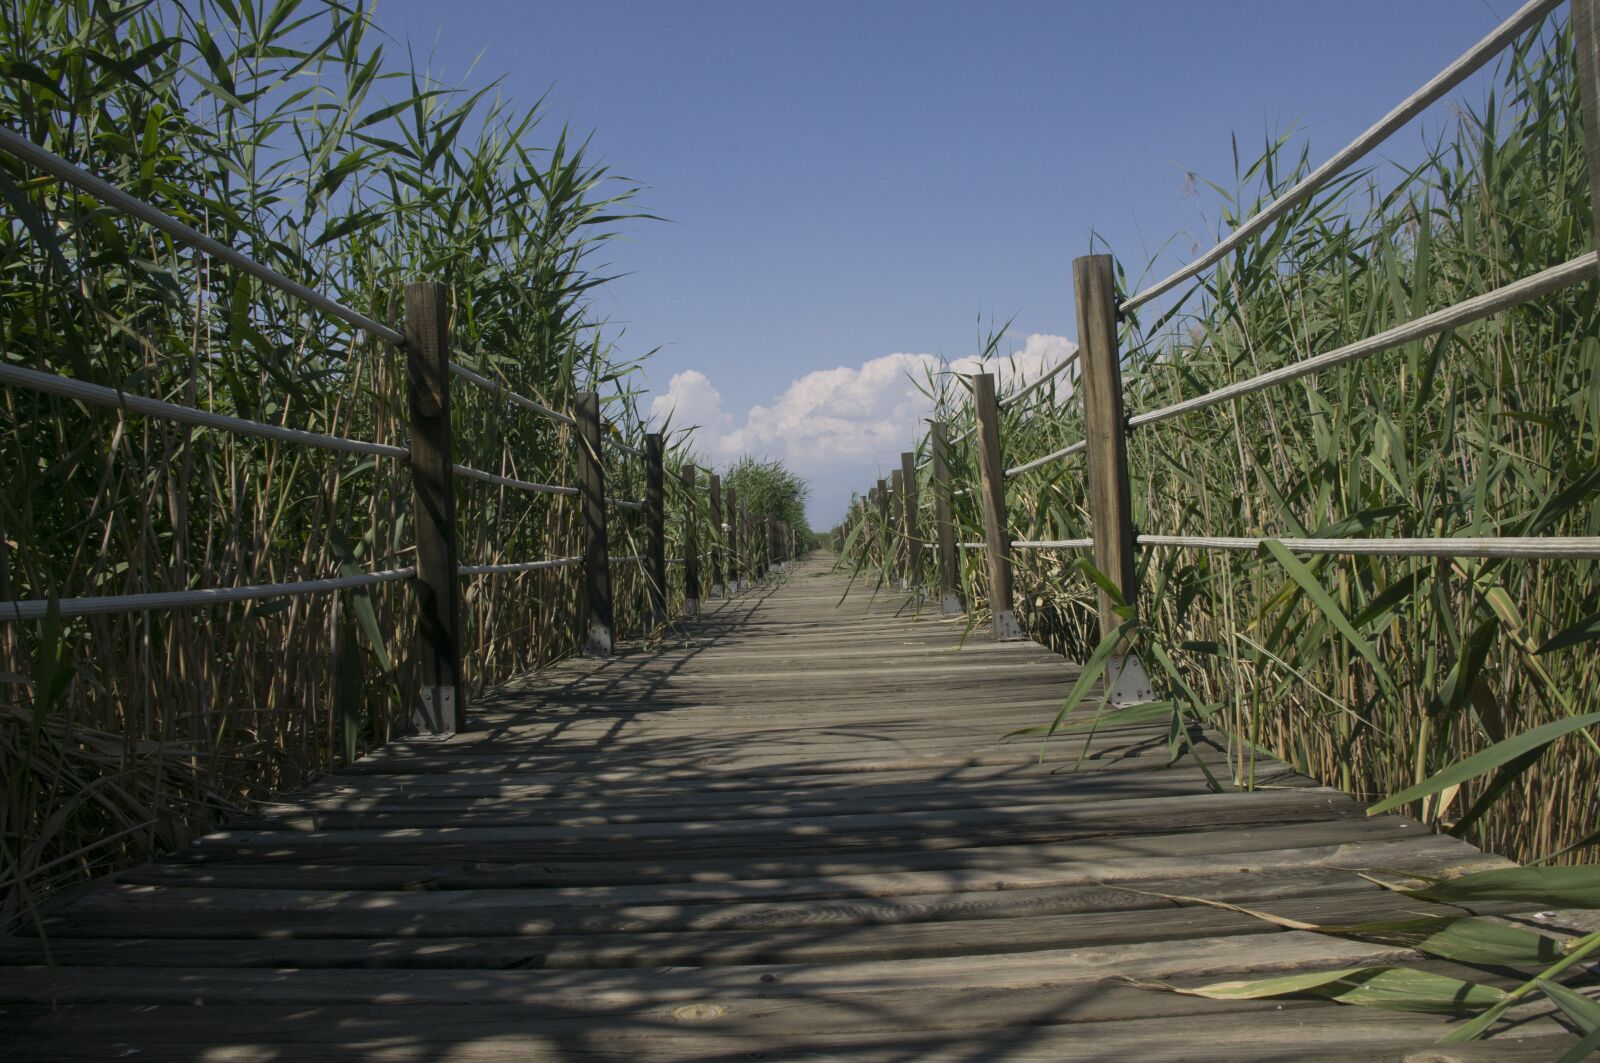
(0, 556), (1587, 1060)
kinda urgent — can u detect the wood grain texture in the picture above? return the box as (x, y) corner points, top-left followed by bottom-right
(404, 280), (463, 731)
(575, 391), (612, 656)
(1, 557), (1578, 1061)
(1072, 253), (1137, 637)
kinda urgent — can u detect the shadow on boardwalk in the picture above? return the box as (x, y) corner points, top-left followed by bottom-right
(0, 558), (1584, 1060)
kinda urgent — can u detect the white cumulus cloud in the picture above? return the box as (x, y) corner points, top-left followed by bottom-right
(649, 333), (1077, 526)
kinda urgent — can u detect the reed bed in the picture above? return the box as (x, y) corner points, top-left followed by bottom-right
(850, 14), (1600, 865)
(0, 0), (690, 925)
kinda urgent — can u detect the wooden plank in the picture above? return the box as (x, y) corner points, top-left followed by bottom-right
(3, 554), (1555, 1062)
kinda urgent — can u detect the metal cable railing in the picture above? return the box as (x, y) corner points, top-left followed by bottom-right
(0, 362), (409, 459)
(953, 536), (1600, 560)
(452, 463), (580, 497)
(0, 120), (780, 749)
(458, 557), (581, 577)
(0, 127), (405, 346)
(0, 566), (417, 622)
(1117, 0), (1563, 314)
(850, 0), (1598, 641)
(448, 362), (576, 427)
(992, 249), (1594, 480)
(1137, 535), (1600, 559)
(1005, 439), (1086, 478)
(999, 349), (1080, 409)
(1128, 252), (1599, 430)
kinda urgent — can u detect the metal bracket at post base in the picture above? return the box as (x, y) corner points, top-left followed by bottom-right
(684, 598), (701, 616)
(711, 583), (725, 598)
(1106, 654), (1154, 706)
(991, 609), (1026, 642)
(583, 622), (613, 658)
(941, 592), (963, 617)
(416, 686), (458, 736)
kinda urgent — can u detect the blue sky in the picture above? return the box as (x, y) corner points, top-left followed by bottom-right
(373, 0), (1521, 526)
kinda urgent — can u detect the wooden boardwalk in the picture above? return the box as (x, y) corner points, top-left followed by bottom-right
(0, 556), (1584, 1060)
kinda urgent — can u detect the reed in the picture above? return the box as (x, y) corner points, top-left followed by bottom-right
(852, 13), (1600, 866)
(0, 0), (684, 925)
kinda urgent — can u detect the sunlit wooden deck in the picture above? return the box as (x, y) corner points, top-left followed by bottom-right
(0, 556), (1585, 1060)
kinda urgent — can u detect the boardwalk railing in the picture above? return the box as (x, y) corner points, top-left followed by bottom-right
(0, 128), (796, 737)
(845, 0), (1600, 674)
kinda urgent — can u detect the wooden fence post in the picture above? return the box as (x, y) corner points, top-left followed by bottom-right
(725, 485), (740, 592)
(900, 451), (922, 598)
(405, 281), (463, 733)
(1073, 254), (1138, 635)
(740, 500), (753, 582)
(682, 465), (700, 614)
(1073, 253), (1152, 702)
(575, 392), (613, 656)
(644, 432), (667, 625)
(709, 473), (724, 597)
(883, 480), (896, 582)
(890, 467), (907, 589)
(973, 372), (1022, 640)
(930, 420), (962, 615)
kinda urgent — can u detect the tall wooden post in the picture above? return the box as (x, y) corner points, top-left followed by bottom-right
(644, 432), (668, 625)
(405, 281), (463, 733)
(900, 451), (922, 598)
(1576, 0), (1600, 272)
(1074, 254), (1138, 637)
(682, 465), (700, 613)
(709, 473), (724, 597)
(973, 372), (1022, 640)
(1074, 254), (1151, 703)
(890, 467), (906, 589)
(875, 477), (890, 580)
(740, 500), (753, 581)
(930, 421), (962, 615)
(725, 485), (740, 592)
(575, 392), (613, 656)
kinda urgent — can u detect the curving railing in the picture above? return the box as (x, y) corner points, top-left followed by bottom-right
(847, 0), (1600, 645)
(0, 127), (797, 737)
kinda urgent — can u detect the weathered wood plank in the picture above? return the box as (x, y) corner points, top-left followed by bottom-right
(1, 555), (1558, 1062)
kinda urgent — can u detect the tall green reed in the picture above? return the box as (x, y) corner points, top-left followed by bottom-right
(0, 0), (687, 925)
(851, 14), (1600, 865)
